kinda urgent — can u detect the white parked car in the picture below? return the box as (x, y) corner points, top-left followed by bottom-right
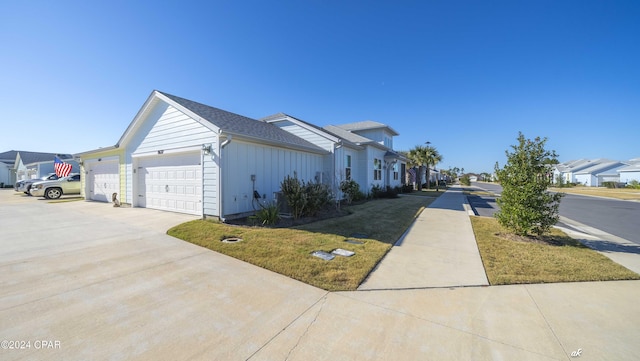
(30, 174), (81, 199)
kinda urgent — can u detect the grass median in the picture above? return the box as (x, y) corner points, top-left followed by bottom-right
(549, 186), (640, 201)
(168, 192), (439, 291)
(471, 216), (640, 285)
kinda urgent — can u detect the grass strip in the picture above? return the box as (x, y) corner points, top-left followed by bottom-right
(168, 194), (436, 291)
(471, 216), (640, 285)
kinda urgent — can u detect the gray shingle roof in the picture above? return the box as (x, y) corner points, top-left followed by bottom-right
(19, 151), (74, 165)
(322, 125), (374, 145)
(335, 120), (399, 136)
(0, 150), (72, 165)
(158, 92), (326, 153)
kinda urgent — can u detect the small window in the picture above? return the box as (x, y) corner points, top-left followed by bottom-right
(373, 158), (382, 181)
(393, 163), (399, 180)
(345, 155), (352, 180)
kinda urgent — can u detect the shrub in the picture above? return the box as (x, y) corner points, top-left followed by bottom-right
(250, 203), (280, 226)
(280, 174), (333, 219)
(281, 175), (307, 219)
(460, 175), (471, 186)
(304, 181), (333, 216)
(627, 180), (640, 189)
(401, 184), (414, 193)
(494, 132), (563, 236)
(370, 184), (400, 199)
(340, 179), (360, 204)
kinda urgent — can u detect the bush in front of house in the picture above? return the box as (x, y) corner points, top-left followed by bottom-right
(370, 184), (400, 199)
(280, 174), (333, 219)
(340, 179), (365, 204)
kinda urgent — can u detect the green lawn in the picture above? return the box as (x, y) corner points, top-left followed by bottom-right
(168, 193), (438, 291)
(471, 216), (640, 285)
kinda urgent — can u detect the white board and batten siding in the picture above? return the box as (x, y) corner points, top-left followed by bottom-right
(222, 140), (324, 217)
(128, 103), (219, 216)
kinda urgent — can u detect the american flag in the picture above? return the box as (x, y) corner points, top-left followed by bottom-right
(54, 156), (72, 177)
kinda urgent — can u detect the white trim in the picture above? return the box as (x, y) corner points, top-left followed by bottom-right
(131, 145), (203, 158)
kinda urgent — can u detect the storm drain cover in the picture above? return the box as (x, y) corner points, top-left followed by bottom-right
(221, 237), (243, 243)
(350, 233), (369, 239)
(344, 239), (364, 245)
(331, 249), (355, 257)
(311, 251), (335, 261)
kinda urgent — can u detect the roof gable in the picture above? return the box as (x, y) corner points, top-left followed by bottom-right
(114, 91), (326, 155)
(158, 92), (325, 153)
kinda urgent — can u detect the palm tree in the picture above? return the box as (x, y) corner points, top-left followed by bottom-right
(407, 145), (443, 190)
(423, 146), (443, 189)
(406, 146), (426, 190)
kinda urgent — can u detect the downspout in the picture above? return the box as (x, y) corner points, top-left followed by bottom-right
(218, 133), (232, 222)
(334, 140), (342, 201)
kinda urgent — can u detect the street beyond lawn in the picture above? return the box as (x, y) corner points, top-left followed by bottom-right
(168, 191), (442, 291)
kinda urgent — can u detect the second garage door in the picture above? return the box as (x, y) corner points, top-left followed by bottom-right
(137, 152), (202, 215)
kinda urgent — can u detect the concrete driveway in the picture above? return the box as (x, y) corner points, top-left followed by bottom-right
(2, 189), (640, 360)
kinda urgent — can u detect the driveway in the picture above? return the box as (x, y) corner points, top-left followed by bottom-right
(2, 189), (640, 360)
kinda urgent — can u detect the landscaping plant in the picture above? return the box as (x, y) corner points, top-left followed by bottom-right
(494, 132), (564, 236)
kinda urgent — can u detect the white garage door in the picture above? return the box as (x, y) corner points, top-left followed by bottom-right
(88, 161), (120, 202)
(137, 152), (202, 215)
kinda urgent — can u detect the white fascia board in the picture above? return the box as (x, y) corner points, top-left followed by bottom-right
(224, 132), (329, 155)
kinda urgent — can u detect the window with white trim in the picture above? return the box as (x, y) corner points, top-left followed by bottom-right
(374, 158), (382, 180)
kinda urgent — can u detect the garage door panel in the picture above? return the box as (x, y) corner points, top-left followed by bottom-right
(88, 161), (120, 203)
(137, 153), (202, 216)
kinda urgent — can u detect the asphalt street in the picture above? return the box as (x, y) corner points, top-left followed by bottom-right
(467, 182), (640, 245)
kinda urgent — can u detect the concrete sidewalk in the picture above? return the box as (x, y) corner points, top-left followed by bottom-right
(359, 185), (489, 290)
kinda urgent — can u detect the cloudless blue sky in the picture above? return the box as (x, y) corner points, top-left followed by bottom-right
(2, 0), (638, 173)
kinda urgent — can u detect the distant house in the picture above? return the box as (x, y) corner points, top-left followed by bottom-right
(573, 160), (627, 187)
(618, 158), (640, 184)
(0, 150), (18, 186)
(553, 158), (640, 186)
(76, 90), (406, 219)
(0, 150), (78, 186)
(14, 151), (77, 180)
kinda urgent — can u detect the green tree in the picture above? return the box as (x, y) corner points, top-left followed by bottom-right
(494, 132), (564, 236)
(407, 145), (443, 189)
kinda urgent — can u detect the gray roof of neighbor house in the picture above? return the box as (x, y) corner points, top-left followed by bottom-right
(574, 160), (626, 175)
(19, 151), (74, 165)
(0, 151), (18, 163)
(335, 120), (399, 136)
(158, 92), (327, 154)
(0, 150), (73, 166)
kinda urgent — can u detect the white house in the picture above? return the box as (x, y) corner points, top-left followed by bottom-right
(573, 160), (627, 187)
(0, 161), (10, 187)
(77, 91), (328, 219)
(618, 158), (640, 184)
(76, 91), (407, 219)
(262, 114), (406, 196)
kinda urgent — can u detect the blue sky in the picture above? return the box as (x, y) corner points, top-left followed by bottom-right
(1, 0), (638, 173)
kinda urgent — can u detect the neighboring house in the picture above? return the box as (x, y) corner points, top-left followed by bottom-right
(0, 150), (19, 186)
(0, 161), (10, 187)
(76, 90), (328, 219)
(554, 159), (614, 184)
(14, 151), (76, 180)
(262, 114), (406, 196)
(0, 150), (76, 186)
(573, 160), (627, 187)
(618, 158), (640, 184)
